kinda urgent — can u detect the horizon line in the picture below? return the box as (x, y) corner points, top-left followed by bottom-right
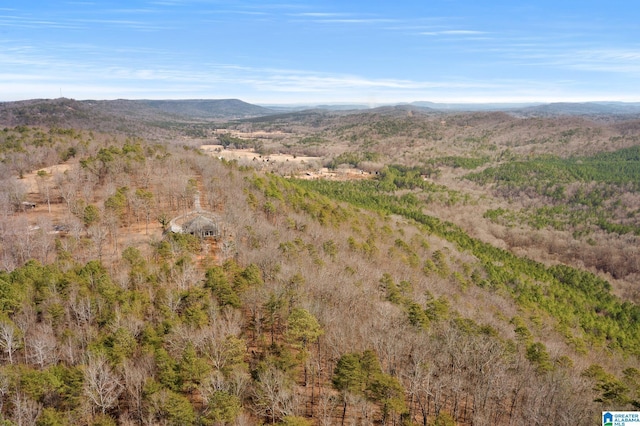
(2, 96), (640, 106)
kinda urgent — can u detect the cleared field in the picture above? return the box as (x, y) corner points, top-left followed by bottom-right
(201, 144), (320, 164)
(201, 144), (372, 181)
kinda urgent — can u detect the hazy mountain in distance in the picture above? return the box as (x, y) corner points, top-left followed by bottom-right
(4, 98), (640, 135)
(409, 101), (541, 111)
(0, 98), (278, 134)
(515, 102), (640, 117)
(259, 103), (372, 112)
(138, 99), (275, 119)
(406, 101), (640, 116)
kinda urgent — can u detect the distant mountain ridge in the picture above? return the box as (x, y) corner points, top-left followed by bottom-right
(408, 101), (540, 111)
(0, 98), (276, 129)
(0, 98), (280, 139)
(137, 99), (275, 118)
(407, 101), (640, 116)
(515, 102), (640, 117)
(259, 100), (640, 116)
(2, 98), (640, 136)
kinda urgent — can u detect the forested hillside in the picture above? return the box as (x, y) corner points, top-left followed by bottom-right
(0, 103), (639, 425)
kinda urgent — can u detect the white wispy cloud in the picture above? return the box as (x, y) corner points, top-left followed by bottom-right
(0, 61), (624, 103)
(0, 43), (508, 101)
(147, 0), (185, 5)
(0, 74), (51, 81)
(0, 14), (85, 30)
(293, 12), (346, 17)
(565, 49), (640, 73)
(0, 12), (170, 31)
(98, 8), (165, 16)
(67, 18), (172, 31)
(311, 18), (397, 24)
(420, 30), (487, 36)
(241, 69), (501, 93)
(496, 39), (640, 74)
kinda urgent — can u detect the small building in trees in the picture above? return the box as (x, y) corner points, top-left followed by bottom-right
(167, 211), (222, 240)
(182, 214), (220, 239)
(166, 191), (225, 241)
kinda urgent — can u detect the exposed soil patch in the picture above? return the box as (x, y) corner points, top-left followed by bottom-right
(201, 144), (321, 165)
(201, 145), (373, 181)
(18, 163), (73, 193)
(212, 129), (288, 139)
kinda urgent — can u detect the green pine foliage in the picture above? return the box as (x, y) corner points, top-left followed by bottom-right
(333, 350), (407, 423)
(466, 146), (640, 188)
(469, 146), (640, 236)
(424, 155), (490, 170)
(292, 168), (640, 356)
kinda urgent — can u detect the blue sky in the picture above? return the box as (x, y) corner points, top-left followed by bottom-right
(2, 0), (640, 104)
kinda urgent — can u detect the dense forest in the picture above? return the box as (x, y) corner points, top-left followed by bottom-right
(0, 102), (640, 425)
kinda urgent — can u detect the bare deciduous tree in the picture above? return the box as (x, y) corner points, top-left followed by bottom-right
(0, 319), (22, 364)
(170, 256), (200, 290)
(88, 223), (108, 261)
(253, 365), (297, 423)
(11, 392), (42, 426)
(0, 370), (9, 414)
(26, 323), (58, 367)
(84, 354), (123, 415)
(122, 355), (154, 422)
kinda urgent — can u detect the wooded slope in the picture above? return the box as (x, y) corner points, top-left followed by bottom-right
(0, 104), (639, 425)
